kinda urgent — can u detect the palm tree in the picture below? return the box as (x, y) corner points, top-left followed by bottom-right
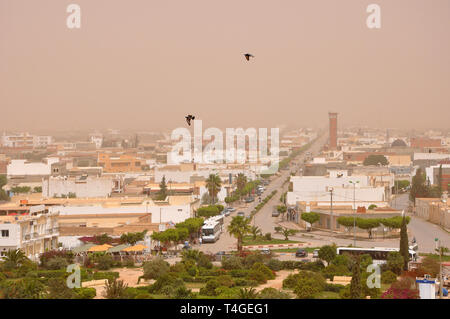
(227, 216), (251, 252)
(238, 287), (259, 299)
(205, 174), (222, 204)
(3, 249), (28, 269)
(236, 173), (247, 200)
(249, 226), (262, 240)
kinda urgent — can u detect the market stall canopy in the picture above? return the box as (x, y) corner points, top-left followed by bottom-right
(72, 243), (96, 254)
(107, 244), (130, 253)
(122, 244), (148, 252)
(88, 244), (113, 252)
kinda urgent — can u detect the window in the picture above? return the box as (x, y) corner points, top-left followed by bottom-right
(1, 230), (9, 237)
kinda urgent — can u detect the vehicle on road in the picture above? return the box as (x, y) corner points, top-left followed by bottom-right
(201, 221), (221, 243)
(237, 211), (245, 218)
(244, 197), (254, 203)
(295, 248), (308, 258)
(313, 249), (319, 258)
(260, 248), (271, 255)
(336, 247), (417, 265)
(272, 209), (280, 217)
(226, 207), (236, 212)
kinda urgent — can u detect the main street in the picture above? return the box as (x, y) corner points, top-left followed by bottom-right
(199, 133), (328, 254)
(390, 193), (450, 253)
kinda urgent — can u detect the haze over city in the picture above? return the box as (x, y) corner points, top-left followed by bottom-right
(1, 0), (450, 131)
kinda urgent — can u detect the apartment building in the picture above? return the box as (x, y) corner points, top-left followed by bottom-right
(1, 132), (53, 148)
(0, 205), (59, 261)
(98, 153), (142, 173)
(42, 175), (114, 198)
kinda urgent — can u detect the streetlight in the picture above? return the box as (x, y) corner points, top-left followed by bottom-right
(349, 180), (359, 247)
(329, 187), (334, 231)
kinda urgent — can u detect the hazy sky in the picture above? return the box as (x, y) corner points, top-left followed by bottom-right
(1, 0), (449, 132)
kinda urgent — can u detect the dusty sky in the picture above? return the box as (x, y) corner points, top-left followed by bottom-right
(1, 0), (449, 132)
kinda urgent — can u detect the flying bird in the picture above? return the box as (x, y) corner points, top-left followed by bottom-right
(185, 114), (195, 126)
(244, 53), (254, 61)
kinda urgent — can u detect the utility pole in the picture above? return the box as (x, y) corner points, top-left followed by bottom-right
(329, 187), (334, 231)
(439, 239), (443, 299)
(349, 180), (359, 247)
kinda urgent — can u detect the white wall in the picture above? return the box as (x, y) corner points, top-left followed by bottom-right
(7, 158), (59, 176)
(50, 203), (192, 224)
(43, 177), (114, 198)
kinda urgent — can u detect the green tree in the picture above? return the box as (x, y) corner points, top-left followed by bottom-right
(2, 249), (28, 270)
(236, 173), (247, 199)
(205, 174), (222, 204)
(363, 154), (388, 166)
(318, 245), (337, 264)
(337, 216), (356, 235)
(301, 212), (320, 231)
(142, 257), (170, 280)
(175, 217), (204, 241)
(399, 215), (409, 271)
(277, 205), (287, 221)
(349, 257), (362, 299)
(386, 251), (404, 275)
(274, 226), (298, 240)
(249, 226), (262, 240)
(356, 218), (380, 239)
(227, 216), (252, 252)
(157, 175), (168, 200)
(437, 164), (443, 197)
(120, 230), (147, 245)
(409, 168), (429, 203)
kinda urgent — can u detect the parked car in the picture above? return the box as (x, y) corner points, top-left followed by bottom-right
(227, 207), (236, 212)
(260, 248), (271, 255)
(237, 211), (245, 217)
(295, 248), (308, 258)
(272, 210), (280, 217)
(244, 197), (254, 203)
(313, 249), (319, 258)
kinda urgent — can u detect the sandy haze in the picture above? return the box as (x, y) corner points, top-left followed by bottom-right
(1, 0), (449, 132)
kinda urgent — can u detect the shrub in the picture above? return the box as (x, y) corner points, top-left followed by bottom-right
(142, 257), (170, 280)
(229, 269), (250, 278)
(95, 254), (114, 270)
(222, 256), (244, 270)
(264, 233), (272, 241)
(199, 279), (221, 296)
(216, 275), (235, 288)
(381, 270), (398, 284)
(324, 283), (345, 293)
(251, 263), (275, 281)
(74, 287), (96, 299)
(257, 287), (291, 299)
(45, 257), (69, 270)
(386, 252), (404, 275)
(266, 259), (284, 271)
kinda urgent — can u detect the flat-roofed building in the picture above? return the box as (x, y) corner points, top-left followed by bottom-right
(0, 205), (59, 261)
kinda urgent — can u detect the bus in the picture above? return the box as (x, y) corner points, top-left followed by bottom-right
(201, 221), (221, 243)
(336, 247), (417, 265)
(205, 215), (224, 232)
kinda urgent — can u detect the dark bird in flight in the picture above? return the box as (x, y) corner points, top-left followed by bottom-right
(244, 53), (254, 61)
(185, 114), (195, 126)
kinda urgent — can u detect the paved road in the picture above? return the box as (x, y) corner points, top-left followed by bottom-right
(390, 193), (450, 253)
(199, 134), (328, 254)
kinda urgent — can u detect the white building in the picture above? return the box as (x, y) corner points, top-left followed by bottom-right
(1, 132), (53, 148)
(0, 205), (59, 261)
(7, 158), (60, 177)
(42, 175), (114, 198)
(287, 175), (388, 208)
